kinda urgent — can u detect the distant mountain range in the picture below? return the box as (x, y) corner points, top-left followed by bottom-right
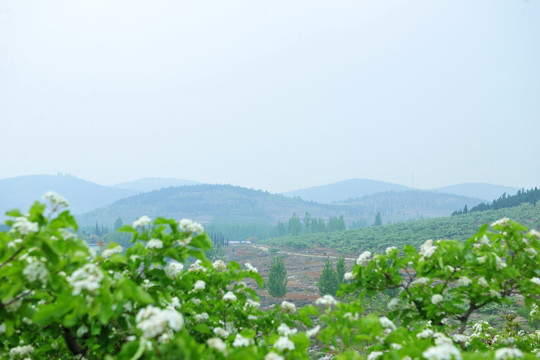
(0, 175), (136, 217)
(114, 177), (203, 192)
(283, 179), (413, 203)
(283, 178), (519, 203)
(0, 174), (523, 227)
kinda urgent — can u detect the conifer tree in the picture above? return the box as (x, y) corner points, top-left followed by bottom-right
(336, 256), (346, 283)
(318, 257), (339, 296)
(267, 256), (288, 298)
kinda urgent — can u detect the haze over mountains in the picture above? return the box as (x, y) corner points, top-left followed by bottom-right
(0, 174), (521, 226)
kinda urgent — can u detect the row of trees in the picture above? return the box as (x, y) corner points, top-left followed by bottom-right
(277, 212), (347, 236)
(453, 187), (540, 216)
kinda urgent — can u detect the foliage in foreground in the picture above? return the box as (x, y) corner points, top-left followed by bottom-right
(2, 194), (540, 359)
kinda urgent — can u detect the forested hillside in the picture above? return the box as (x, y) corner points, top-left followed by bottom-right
(453, 187), (540, 215)
(263, 203), (540, 255)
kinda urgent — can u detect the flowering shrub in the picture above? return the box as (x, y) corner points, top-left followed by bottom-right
(1, 194), (540, 359)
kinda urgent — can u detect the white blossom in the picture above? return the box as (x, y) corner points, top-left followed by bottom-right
(101, 245), (123, 258)
(245, 263), (258, 273)
(478, 277), (489, 287)
(529, 230), (540, 239)
(9, 345), (34, 358)
(248, 315), (257, 321)
(189, 259), (206, 272)
(417, 329), (434, 339)
(265, 352), (284, 360)
(476, 256), (487, 264)
(344, 271), (354, 280)
(277, 323), (297, 336)
(135, 305), (183, 338)
(176, 236), (192, 247)
(274, 336), (295, 351)
(388, 298), (399, 310)
(77, 325), (88, 337)
(43, 191), (70, 207)
(457, 276), (472, 287)
(489, 290), (502, 298)
(232, 334), (252, 347)
(532, 277), (540, 286)
(194, 312), (209, 322)
(192, 298), (201, 306)
(213, 260), (227, 272)
(452, 334), (468, 343)
(245, 299), (260, 309)
(179, 219), (204, 234)
(386, 246), (398, 255)
(367, 351), (383, 360)
(164, 262), (184, 279)
(194, 280), (206, 291)
(146, 239), (163, 249)
(133, 216), (151, 228)
(356, 251), (371, 266)
(495, 255), (507, 270)
(495, 348), (523, 360)
(391, 343), (402, 350)
(316, 294), (338, 307)
(213, 327), (230, 338)
(23, 257), (48, 284)
(223, 291), (237, 302)
(168, 297), (181, 309)
(420, 239), (437, 258)
(379, 316), (396, 330)
(431, 294), (443, 305)
(526, 248), (538, 258)
(491, 218), (510, 227)
(412, 277), (430, 286)
(423, 343), (462, 360)
(12, 217), (39, 235)
(0, 324), (5, 334)
(306, 325), (321, 338)
(207, 337), (227, 353)
(67, 264), (103, 295)
(280, 301), (296, 313)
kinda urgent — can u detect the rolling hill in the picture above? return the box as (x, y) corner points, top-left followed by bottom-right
(77, 184), (484, 228)
(0, 174), (137, 217)
(283, 179), (413, 203)
(114, 177), (203, 192)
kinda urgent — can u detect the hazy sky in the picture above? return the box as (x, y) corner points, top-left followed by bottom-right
(1, 0), (539, 193)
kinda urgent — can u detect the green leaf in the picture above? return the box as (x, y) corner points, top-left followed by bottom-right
(33, 298), (73, 326)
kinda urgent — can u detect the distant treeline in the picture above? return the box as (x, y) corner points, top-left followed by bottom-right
(452, 187), (539, 216)
(206, 212), (353, 241)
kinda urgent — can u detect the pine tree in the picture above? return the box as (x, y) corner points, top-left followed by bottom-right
(318, 257), (339, 296)
(374, 212), (382, 227)
(336, 256), (346, 284)
(267, 257), (288, 298)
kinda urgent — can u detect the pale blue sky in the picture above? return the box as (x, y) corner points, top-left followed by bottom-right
(1, 0), (539, 192)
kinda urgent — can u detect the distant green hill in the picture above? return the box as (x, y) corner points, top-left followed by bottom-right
(0, 174), (137, 218)
(114, 177), (203, 192)
(263, 203), (540, 255)
(77, 184), (485, 229)
(283, 179), (413, 203)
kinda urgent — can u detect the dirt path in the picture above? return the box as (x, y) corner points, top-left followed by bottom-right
(251, 244), (356, 262)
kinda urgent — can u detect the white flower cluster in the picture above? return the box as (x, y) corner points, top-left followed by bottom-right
(213, 260), (227, 272)
(12, 217), (39, 235)
(232, 334), (252, 347)
(189, 259), (206, 272)
(43, 191), (70, 207)
(423, 343), (462, 360)
(529, 230), (540, 239)
(356, 251), (371, 266)
(274, 336), (295, 352)
(491, 218), (510, 227)
(194, 280), (206, 291)
(133, 216), (151, 228)
(136, 305), (183, 339)
(344, 271), (354, 280)
(23, 257), (48, 284)
(67, 263), (104, 295)
(419, 239), (437, 258)
(213, 327), (230, 338)
(367, 351), (383, 360)
(306, 325), (320, 338)
(265, 352), (284, 360)
(101, 245), (123, 258)
(9, 345), (34, 358)
(532, 277), (540, 286)
(478, 277), (489, 287)
(412, 277), (430, 286)
(194, 312), (209, 322)
(179, 219), (204, 234)
(457, 276), (472, 287)
(277, 323), (297, 337)
(223, 291), (237, 302)
(316, 295), (338, 307)
(164, 262), (184, 279)
(379, 316), (396, 331)
(385, 246), (398, 255)
(207, 337), (227, 353)
(245, 263), (258, 273)
(494, 348), (523, 360)
(280, 301), (296, 313)
(417, 328), (434, 339)
(431, 294), (443, 305)
(146, 239), (163, 249)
